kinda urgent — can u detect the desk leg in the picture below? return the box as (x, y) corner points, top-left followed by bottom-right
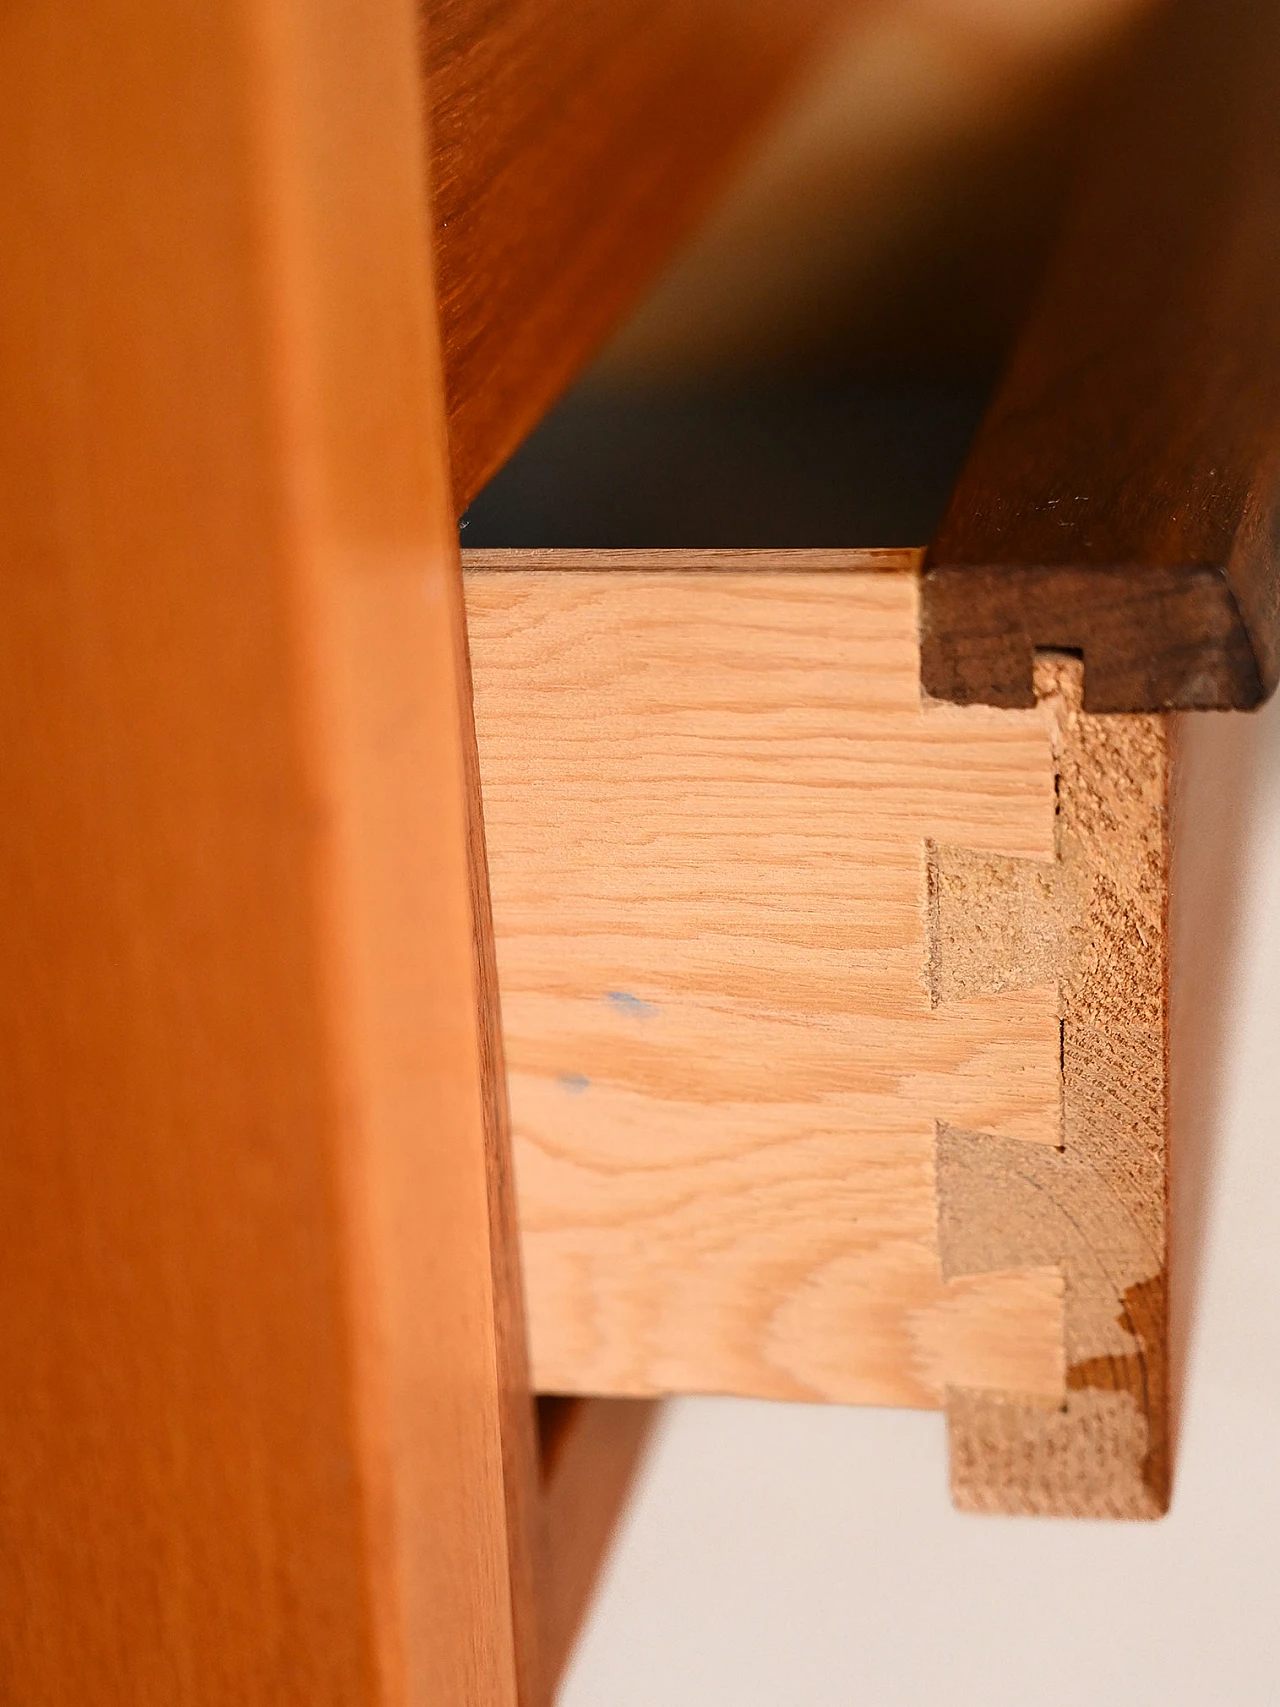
(0, 0), (541, 1699)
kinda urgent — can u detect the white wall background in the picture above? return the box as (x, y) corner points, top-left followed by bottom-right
(560, 691), (1280, 1707)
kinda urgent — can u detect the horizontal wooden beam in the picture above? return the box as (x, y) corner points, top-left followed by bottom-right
(923, 0), (1280, 713)
(464, 549), (1172, 1518)
(425, 0), (845, 509)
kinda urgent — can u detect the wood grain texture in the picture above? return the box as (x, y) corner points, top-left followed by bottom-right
(466, 553), (1173, 1518)
(467, 553), (1071, 1411)
(0, 0), (541, 1699)
(425, 0), (846, 508)
(935, 656), (1170, 1518)
(923, 0), (1280, 713)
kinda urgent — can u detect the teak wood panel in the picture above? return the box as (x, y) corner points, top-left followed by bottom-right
(425, 0), (846, 508)
(465, 550), (1171, 1518)
(0, 0), (542, 1700)
(923, 0), (1280, 714)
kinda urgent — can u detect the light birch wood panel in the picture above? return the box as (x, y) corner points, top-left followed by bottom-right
(467, 553), (1066, 1410)
(466, 552), (1173, 1518)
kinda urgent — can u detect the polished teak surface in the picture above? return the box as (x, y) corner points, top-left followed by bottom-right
(924, 0), (1280, 713)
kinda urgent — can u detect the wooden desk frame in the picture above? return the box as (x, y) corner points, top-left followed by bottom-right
(2, 0), (1276, 1698)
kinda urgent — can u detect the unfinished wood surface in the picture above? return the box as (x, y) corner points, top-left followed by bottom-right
(425, 0), (846, 508)
(465, 551), (1172, 1517)
(923, 0), (1280, 713)
(935, 656), (1170, 1518)
(468, 552), (1062, 1409)
(0, 0), (541, 1700)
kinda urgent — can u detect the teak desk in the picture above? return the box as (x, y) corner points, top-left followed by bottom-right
(3, 0), (1278, 1700)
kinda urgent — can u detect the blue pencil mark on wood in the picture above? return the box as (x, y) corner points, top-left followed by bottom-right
(557, 1072), (591, 1094)
(606, 989), (659, 1019)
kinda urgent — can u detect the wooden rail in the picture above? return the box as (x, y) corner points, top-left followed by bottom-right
(923, 0), (1280, 713)
(426, 0), (845, 508)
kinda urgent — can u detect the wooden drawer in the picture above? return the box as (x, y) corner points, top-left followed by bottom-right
(467, 549), (1177, 1518)
(4, 0), (1278, 1697)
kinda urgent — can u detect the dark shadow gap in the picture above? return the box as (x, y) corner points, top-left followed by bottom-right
(461, 379), (994, 549)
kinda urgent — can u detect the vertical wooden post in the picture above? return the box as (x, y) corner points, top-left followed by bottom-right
(0, 0), (540, 1700)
